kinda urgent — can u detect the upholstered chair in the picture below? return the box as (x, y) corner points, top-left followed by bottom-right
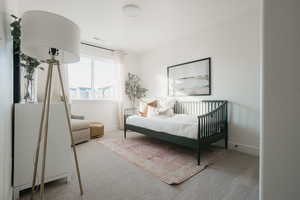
(71, 114), (90, 144)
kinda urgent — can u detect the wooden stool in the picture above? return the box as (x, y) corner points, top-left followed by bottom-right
(90, 122), (104, 138)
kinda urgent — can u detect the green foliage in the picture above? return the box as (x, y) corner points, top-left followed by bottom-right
(10, 15), (43, 82)
(10, 15), (21, 51)
(20, 53), (43, 81)
(125, 73), (147, 107)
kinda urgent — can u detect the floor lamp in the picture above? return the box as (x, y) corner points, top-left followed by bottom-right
(21, 11), (84, 200)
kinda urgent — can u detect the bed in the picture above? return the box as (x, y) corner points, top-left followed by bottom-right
(124, 100), (228, 165)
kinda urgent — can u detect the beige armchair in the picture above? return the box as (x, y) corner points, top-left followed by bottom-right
(71, 114), (90, 144)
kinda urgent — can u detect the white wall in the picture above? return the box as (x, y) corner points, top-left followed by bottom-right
(71, 51), (141, 132)
(0, 0), (17, 199)
(71, 100), (119, 132)
(122, 51), (142, 108)
(139, 3), (261, 155)
(261, 0), (300, 199)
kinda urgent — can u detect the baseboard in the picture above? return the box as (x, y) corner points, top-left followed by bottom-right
(106, 126), (119, 132)
(228, 141), (259, 156)
(8, 187), (12, 200)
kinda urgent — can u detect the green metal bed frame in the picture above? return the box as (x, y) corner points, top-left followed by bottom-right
(124, 100), (228, 165)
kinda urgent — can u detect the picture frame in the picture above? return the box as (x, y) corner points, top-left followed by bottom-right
(167, 57), (211, 96)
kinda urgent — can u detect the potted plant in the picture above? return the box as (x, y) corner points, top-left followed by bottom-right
(10, 15), (43, 103)
(20, 53), (43, 102)
(125, 73), (147, 108)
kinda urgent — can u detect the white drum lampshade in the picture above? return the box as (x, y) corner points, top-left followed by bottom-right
(21, 10), (80, 64)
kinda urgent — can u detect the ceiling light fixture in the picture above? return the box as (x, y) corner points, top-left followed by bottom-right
(122, 4), (141, 17)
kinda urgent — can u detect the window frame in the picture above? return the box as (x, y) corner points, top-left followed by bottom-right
(68, 55), (117, 101)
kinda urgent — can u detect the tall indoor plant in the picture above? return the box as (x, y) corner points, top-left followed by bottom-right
(10, 15), (43, 103)
(125, 73), (147, 108)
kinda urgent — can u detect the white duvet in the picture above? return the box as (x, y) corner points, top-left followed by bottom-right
(126, 114), (199, 139)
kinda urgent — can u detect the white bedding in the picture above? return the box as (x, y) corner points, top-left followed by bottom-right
(126, 114), (199, 139)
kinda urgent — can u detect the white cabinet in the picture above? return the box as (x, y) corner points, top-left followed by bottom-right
(13, 103), (72, 200)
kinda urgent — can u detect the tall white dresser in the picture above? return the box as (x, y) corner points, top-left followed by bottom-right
(13, 103), (72, 200)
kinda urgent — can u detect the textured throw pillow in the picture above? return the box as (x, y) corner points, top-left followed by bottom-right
(147, 100), (158, 108)
(139, 100), (158, 117)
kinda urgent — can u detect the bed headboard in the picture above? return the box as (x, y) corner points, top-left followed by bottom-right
(174, 100), (227, 116)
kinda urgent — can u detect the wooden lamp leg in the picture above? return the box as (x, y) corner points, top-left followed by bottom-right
(31, 65), (52, 200)
(30, 59), (84, 199)
(39, 63), (54, 200)
(57, 62), (84, 195)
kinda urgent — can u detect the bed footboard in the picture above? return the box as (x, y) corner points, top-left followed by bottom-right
(174, 100), (228, 165)
(197, 101), (228, 146)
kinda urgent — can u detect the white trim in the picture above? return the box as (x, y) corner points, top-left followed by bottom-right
(13, 173), (70, 200)
(8, 188), (12, 200)
(71, 99), (118, 104)
(228, 141), (259, 156)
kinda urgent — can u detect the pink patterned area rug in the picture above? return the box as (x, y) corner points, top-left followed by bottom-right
(97, 136), (224, 185)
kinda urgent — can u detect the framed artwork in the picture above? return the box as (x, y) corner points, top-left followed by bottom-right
(167, 57), (211, 96)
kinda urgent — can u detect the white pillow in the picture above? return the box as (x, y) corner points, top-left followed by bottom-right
(158, 108), (174, 117)
(139, 101), (147, 113)
(157, 97), (176, 117)
(147, 106), (159, 117)
(158, 98), (176, 109)
(139, 98), (157, 111)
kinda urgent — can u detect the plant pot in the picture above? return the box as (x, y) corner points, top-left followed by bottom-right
(22, 71), (37, 103)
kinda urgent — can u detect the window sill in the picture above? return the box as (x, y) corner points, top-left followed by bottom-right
(71, 99), (118, 104)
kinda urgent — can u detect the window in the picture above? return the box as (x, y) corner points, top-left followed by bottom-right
(68, 56), (116, 100)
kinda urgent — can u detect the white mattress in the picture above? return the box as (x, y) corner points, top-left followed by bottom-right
(126, 114), (199, 139)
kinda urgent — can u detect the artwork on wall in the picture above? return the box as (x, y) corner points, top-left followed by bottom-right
(167, 57), (211, 96)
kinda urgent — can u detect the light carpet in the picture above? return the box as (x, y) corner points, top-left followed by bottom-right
(97, 136), (224, 185)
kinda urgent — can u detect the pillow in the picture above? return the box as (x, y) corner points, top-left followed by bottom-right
(139, 100), (158, 117)
(138, 111), (147, 117)
(147, 100), (158, 108)
(157, 98), (176, 117)
(139, 101), (148, 117)
(158, 108), (174, 117)
(147, 106), (159, 117)
(158, 98), (175, 108)
(139, 101), (147, 112)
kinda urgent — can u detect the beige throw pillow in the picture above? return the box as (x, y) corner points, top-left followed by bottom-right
(139, 100), (158, 117)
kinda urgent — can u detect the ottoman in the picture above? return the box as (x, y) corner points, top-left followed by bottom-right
(90, 122), (104, 138)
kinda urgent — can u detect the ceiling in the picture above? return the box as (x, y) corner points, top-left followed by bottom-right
(17, 0), (257, 53)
